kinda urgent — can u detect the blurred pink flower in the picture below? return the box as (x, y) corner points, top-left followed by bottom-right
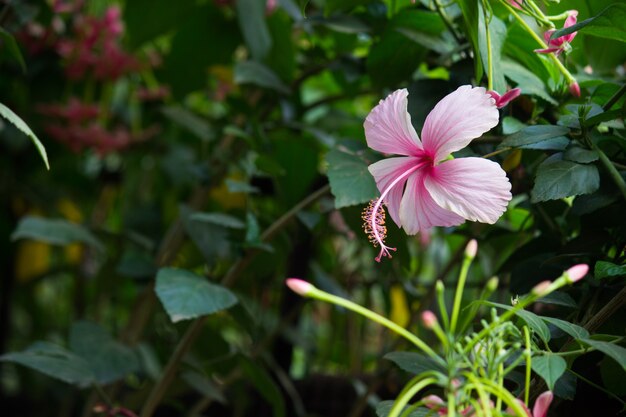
(509, 391), (553, 417)
(487, 88), (521, 109)
(508, 0), (523, 10)
(363, 87), (511, 261)
(535, 11), (578, 55)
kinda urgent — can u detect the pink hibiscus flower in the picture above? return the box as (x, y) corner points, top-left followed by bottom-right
(535, 11), (578, 55)
(363, 86), (512, 262)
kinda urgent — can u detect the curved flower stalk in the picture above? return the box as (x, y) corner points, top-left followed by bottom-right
(362, 87), (512, 261)
(534, 11), (578, 56)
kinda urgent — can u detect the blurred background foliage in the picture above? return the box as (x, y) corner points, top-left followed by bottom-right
(0, 0), (625, 416)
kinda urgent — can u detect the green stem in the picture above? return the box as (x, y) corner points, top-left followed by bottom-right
(592, 143), (626, 202)
(449, 253), (473, 335)
(388, 377), (438, 417)
(501, 1), (576, 84)
(482, 2), (494, 91)
(603, 83), (626, 111)
(523, 326), (531, 405)
(436, 281), (450, 331)
(308, 287), (441, 361)
(447, 391), (456, 417)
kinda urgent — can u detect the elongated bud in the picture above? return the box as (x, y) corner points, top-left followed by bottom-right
(565, 264), (588, 283)
(569, 81), (581, 97)
(486, 276), (499, 292)
(465, 239), (478, 259)
(422, 310), (438, 329)
(532, 280), (552, 296)
(286, 278), (314, 296)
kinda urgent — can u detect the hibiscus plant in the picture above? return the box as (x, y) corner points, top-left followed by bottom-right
(0, 0), (625, 416)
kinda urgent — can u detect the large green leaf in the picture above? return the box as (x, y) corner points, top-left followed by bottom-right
(0, 102), (49, 169)
(367, 11), (428, 87)
(532, 354), (567, 391)
(594, 260), (626, 279)
(499, 125), (570, 150)
(0, 342), (94, 387)
(236, 0), (272, 60)
(326, 148), (378, 209)
(540, 317), (589, 340)
(457, 0), (483, 82)
(69, 321), (139, 384)
(155, 268), (238, 323)
(531, 158), (600, 203)
(551, 4), (626, 44)
(580, 339), (626, 372)
(384, 351), (445, 375)
(501, 60), (557, 105)
(11, 216), (104, 252)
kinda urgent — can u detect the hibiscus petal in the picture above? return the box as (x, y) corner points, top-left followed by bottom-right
(563, 11), (578, 43)
(364, 88), (423, 156)
(424, 158), (512, 224)
(533, 391), (554, 417)
(399, 169), (464, 235)
(421, 85), (499, 162)
(368, 156), (421, 227)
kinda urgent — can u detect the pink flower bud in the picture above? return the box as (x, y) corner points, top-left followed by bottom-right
(565, 264), (588, 283)
(421, 310), (438, 329)
(532, 280), (552, 296)
(465, 239), (478, 259)
(286, 278), (314, 296)
(569, 81), (581, 97)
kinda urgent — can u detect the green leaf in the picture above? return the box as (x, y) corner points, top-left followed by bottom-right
(162, 106), (214, 141)
(0, 27), (26, 71)
(532, 354), (567, 391)
(236, 0), (272, 60)
(155, 267), (238, 323)
(11, 216), (104, 252)
(190, 212), (245, 229)
(540, 317), (589, 340)
(551, 4), (626, 44)
(384, 351), (445, 375)
(326, 148), (378, 209)
(234, 61), (290, 94)
(485, 302), (551, 343)
(580, 339), (626, 372)
(180, 205), (232, 265)
(0, 102), (49, 169)
(594, 260), (626, 279)
(0, 342), (94, 387)
(124, 0), (196, 48)
(501, 60), (557, 105)
(499, 125), (570, 150)
(367, 11), (427, 87)
(69, 321), (139, 384)
(531, 158), (600, 203)
(563, 145), (599, 164)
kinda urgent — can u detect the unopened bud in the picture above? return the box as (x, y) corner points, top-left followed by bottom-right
(465, 239), (478, 259)
(569, 81), (581, 97)
(421, 310), (438, 329)
(486, 276), (499, 292)
(286, 278), (314, 296)
(565, 264), (588, 283)
(532, 280), (552, 296)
